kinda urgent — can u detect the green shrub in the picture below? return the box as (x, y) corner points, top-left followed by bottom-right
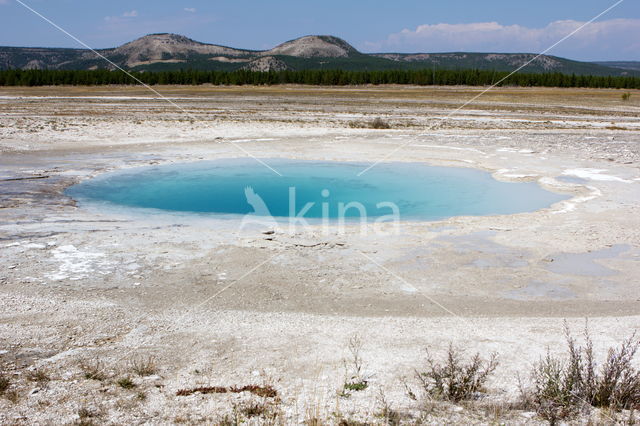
(522, 323), (640, 423)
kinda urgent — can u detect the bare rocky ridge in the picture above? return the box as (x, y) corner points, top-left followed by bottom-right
(265, 35), (358, 58)
(110, 33), (252, 67)
(241, 56), (290, 72)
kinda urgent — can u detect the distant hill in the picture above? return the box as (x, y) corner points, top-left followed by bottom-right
(593, 61), (640, 72)
(0, 33), (636, 77)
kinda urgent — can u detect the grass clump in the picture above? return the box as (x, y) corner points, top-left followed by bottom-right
(116, 376), (136, 390)
(4, 389), (20, 404)
(622, 92), (632, 101)
(81, 359), (106, 381)
(376, 388), (401, 425)
(348, 117), (392, 130)
(370, 117), (392, 129)
(231, 398), (282, 424)
(412, 344), (498, 402)
(130, 355), (157, 377)
(521, 322), (640, 423)
(0, 373), (10, 394)
(77, 406), (99, 424)
(27, 369), (50, 384)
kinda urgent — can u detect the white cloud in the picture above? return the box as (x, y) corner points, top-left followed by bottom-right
(105, 10), (139, 23)
(365, 19), (640, 61)
(184, 7), (196, 13)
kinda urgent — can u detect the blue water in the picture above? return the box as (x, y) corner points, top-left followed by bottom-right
(66, 159), (568, 221)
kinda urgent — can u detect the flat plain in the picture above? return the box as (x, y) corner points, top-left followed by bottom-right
(1, 85), (639, 424)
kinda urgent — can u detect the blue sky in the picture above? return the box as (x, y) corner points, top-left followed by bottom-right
(0, 0), (638, 60)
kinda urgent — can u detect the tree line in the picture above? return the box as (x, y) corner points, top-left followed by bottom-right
(0, 68), (638, 89)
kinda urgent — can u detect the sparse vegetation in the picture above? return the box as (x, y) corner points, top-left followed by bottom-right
(521, 323), (640, 423)
(348, 117), (392, 129)
(176, 384), (278, 398)
(0, 373), (10, 394)
(411, 344), (498, 402)
(130, 355), (157, 377)
(116, 376), (137, 390)
(78, 406), (99, 421)
(81, 359), (106, 381)
(376, 388), (401, 425)
(27, 369), (50, 384)
(4, 389), (20, 404)
(622, 92), (632, 101)
(370, 117), (391, 129)
(341, 335), (369, 396)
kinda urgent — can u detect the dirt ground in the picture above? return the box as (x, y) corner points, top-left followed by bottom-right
(1, 85), (639, 424)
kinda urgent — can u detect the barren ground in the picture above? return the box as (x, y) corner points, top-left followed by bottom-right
(1, 85), (640, 424)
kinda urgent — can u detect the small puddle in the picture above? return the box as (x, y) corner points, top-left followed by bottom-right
(543, 244), (630, 277)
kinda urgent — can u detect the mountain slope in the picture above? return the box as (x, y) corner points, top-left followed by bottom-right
(0, 33), (636, 76)
(372, 52), (637, 76)
(593, 61), (640, 72)
(265, 35), (360, 58)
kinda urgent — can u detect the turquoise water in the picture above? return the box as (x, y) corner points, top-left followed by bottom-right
(66, 159), (567, 221)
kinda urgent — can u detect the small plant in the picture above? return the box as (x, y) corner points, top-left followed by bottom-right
(413, 344), (498, 402)
(521, 322), (640, 423)
(81, 359), (106, 381)
(622, 92), (631, 101)
(232, 398), (281, 423)
(370, 117), (392, 129)
(27, 369), (50, 384)
(341, 335), (369, 396)
(5, 389), (20, 404)
(376, 388), (401, 425)
(0, 374), (10, 394)
(78, 406), (99, 423)
(238, 401), (268, 418)
(343, 381), (368, 392)
(337, 419), (369, 426)
(348, 117), (392, 129)
(116, 376), (136, 390)
(217, 413), (240, 426)
(130, 355), (157, 377)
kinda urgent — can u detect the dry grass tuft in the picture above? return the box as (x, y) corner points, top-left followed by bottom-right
(130, 355), (157, 377)
(27, 369), (50, 384)
(81, 359), (106, 381)
(0, 373), (10, 394)
(348, 117), (392, 129)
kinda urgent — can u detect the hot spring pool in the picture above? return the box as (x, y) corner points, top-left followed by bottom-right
(66, 159), (567, 221)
